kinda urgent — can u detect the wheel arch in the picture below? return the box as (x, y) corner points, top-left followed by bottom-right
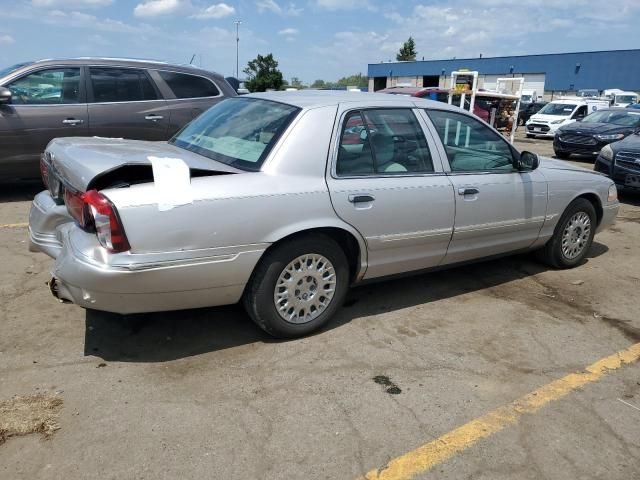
(261, 223), (367, 283)
(575, 192), (603, 226)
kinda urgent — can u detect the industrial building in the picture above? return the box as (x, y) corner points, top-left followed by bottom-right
(367, 49), (640, 99)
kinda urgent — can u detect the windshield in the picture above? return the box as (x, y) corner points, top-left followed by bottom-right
(521, 95), (532, 103)
(170, 97), (300, 171)
(582, 110), (640, 126)
(538, 103), (577, 116)
(616, 95), (637, 104)
(577, 90), (598, 97)
(0, 62), (33, 79)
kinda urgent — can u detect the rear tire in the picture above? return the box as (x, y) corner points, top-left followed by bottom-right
(243, 233), (349, 338)
(536, 198), (597, 269)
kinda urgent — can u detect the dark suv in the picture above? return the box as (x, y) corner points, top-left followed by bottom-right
(0, 58), (236, 181)
(518, 101), (547, 126)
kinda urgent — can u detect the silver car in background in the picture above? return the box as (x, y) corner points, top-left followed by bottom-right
(29, 92), (619, 337)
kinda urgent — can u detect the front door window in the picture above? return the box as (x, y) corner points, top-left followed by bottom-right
(7, 68), (81, 105)
(426, 109), (515, 172)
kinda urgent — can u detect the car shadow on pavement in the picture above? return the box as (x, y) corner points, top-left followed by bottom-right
(0, 181), (42, 203)
(84, 243), (608, 363)
(619, 191), (640, 207)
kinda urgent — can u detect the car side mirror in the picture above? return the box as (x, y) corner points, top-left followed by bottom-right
(517, 151), (539, 171)
(0, 87), (11, 105)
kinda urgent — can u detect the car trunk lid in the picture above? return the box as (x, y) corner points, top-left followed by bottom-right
(46, 137), (242, 192)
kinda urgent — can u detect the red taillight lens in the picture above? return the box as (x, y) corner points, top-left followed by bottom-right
(64, 189), (130, 253)
(64, 189), (89, 226)
(40, 155), (49, 186)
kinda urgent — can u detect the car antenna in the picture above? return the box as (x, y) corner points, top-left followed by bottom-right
(189, 54), (196, 65)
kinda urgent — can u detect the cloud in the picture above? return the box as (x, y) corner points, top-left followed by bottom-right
(32, 0), (112, 7)
(316, 0), (372, 11)
(191, 3), (235, 18)
(0, 34), (15, 45)
(45, 10), (155, 34)
(278, 28), (299, 35)
(256, 0), (281, 14)
(256, 0), (302, 16)
(134, 0), (186, 17)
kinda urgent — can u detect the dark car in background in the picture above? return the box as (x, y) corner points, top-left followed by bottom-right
(518, 101), (547, 126)
(0, 58), (236, 181)
(595, 133), (640, 191)
(553, 109), (640, 159)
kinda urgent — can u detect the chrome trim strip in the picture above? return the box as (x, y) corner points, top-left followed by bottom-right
(376, 227), (453, 243)
(455, 216), (546, 234)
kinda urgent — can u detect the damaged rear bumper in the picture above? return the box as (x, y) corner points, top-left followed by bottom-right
(29, 191), (267, 314)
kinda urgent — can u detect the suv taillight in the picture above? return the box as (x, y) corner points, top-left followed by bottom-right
(64, 189), (130, 253)
(40, 154), (49, 186)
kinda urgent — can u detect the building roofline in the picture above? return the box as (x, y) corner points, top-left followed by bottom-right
(368, 49), (640, 67)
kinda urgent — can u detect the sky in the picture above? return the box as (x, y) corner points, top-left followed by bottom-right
(1, 0), (639, 84)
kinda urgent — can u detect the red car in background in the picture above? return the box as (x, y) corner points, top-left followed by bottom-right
(377, 86), (491, 122)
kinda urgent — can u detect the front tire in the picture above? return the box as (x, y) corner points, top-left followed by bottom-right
(526, 133), (535, 138)
(554, 150), (571, 159)
(537, 198), (597, 269)
(243, 233), (349, 338)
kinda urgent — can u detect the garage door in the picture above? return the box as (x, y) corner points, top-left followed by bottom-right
(522, 74), (546, 97)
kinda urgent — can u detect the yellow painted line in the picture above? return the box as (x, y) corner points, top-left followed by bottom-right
(362, 342), (640, 480)
(0, 222), (28, 229)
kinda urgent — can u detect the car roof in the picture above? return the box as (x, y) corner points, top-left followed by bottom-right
(3, 57), (226, 80)
(244, 90), (457, 110)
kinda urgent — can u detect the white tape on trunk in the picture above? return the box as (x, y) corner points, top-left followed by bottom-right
(148, 156), (193, 211)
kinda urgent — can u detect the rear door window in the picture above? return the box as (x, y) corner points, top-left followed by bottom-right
(89, 67), (158, 103)
(158, 71), (220, 98)
(336, 109), (434, 176)
(7, 68), (81, 105)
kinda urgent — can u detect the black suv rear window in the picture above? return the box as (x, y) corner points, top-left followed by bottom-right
(159, 71), (220, 99)
(90, 67), (158, 103)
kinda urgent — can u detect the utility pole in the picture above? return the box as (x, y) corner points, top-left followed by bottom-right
(234, 20), (242, 79)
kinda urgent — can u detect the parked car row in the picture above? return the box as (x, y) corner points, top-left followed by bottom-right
(0, 58), (237, 181)
(524, 100), (640, 193)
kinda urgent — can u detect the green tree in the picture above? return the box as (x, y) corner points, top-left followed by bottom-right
(311, 79), (326, 88)
(336, 73), (368, 88)
(290, 77), (305, 89)
(243, 53), (284, 92)
(396, 36), (417, 61)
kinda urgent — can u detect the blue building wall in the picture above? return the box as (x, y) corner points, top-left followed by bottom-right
(368, 50), (640, 91)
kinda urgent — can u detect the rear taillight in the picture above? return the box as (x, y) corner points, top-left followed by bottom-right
(64, 189), (89, 226)
(40, 154), (49, 186)
(64, 189), (130, 253)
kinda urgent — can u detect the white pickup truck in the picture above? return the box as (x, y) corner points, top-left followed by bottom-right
(525, 98), (610, 138)
(613, 91), (638, 107)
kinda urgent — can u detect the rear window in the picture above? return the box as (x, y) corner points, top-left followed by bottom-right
(170, 97), (300, 171)
(90, 67), (158, 103)
(158, 71), (220, 98)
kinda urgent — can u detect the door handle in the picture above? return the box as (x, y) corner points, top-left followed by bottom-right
(145, 114), (164, 122)
(458, 187), (479, 196)
(348, 194), (375, 203)
(62, 118), (83, 126)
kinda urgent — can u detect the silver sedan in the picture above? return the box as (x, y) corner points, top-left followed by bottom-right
(29, 91), (619, 337)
